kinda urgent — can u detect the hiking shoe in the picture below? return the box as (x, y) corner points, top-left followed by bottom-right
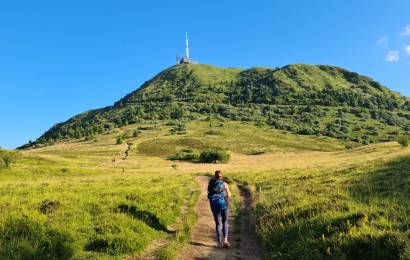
(217, 242), (224, 248)
(223, 241), (231, 248)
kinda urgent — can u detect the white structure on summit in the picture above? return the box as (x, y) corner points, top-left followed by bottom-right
(177, 32), (198, 64)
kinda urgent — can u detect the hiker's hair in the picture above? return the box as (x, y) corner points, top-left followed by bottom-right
(215, 170), (222, 178)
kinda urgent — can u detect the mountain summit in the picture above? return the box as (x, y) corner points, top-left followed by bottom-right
(21, 64), (410, 149)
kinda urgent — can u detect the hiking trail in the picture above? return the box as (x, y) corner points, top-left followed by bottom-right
(177, 175), (262, 260)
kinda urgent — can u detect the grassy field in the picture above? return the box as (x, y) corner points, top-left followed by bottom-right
(1, 119), (410, 259)
(233, 147), (410, 259)
(0, 130), (199, 259)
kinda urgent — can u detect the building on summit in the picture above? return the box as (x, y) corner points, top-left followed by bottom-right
(176, 32), (198, 65)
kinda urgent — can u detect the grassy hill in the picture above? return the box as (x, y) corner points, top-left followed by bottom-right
(4, 63), (410, 259)
(21, 64), (410, 149)
(2, 119), (410, 258)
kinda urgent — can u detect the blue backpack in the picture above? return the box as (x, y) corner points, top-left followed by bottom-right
(208, 179), (227, 211)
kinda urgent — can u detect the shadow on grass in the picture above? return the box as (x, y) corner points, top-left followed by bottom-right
(348, 156), (410, 201)
(254, 156), (410, 259)
(261, 211), (406, 259)
(116, 204), (171, 233)
(0, 216), (74, 260)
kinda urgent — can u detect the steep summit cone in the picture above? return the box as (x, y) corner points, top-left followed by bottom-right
(21, 63), (410, 149)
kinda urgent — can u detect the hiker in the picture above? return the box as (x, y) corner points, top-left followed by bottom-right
(207, 170), (232, 248)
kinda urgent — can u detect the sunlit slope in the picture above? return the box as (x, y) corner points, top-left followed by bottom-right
(2, 119), (410, 258)
(0, 127), (200, 258)
(233, 151), (410, 259)
(22, 63), (410, 149)
(27, 120), (410, 174)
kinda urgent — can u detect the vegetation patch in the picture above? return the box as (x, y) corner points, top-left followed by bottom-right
(137, 126), (156, 131)
(155, 186), (200, 259)
(0, 149), (198, 258)
(234, 156), (410, 259)
(138, 139), (178, 157)
(0, 149), (18, 169)
(342, 232), (406, 259)
(205, 130), (224, 135)
(170, 123), (187, 135)
(198, 149), (230, 163)
(176, 138), (206, 149)
(169, 149), (200, 161)
(169, 148), (230, 163)
(247, 149), (266, 155)
(39, 200), (60, 214)
(398, 134), (409, 147)
(116, 136), (124, 145)
(0, 216), (74, 260)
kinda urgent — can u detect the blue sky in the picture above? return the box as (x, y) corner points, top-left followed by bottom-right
(1, 0), (409, 149)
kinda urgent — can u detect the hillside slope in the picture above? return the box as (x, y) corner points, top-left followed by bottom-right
(5, 119), (410, 259)
(21, 64), (410, 149)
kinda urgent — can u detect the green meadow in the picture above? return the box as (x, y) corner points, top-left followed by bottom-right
(0, 128), (199, 259)
(1, 119), (410, 259)
(234, 151), (410, 259)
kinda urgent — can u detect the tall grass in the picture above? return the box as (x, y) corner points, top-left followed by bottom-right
(0, 155), (197, 259)
(233, 157), (410, 259)
(2, 120), (410, 259)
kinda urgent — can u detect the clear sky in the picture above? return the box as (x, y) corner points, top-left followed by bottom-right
(1, 0), (409, 149)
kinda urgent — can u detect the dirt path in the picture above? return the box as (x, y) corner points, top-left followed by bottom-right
(177, 176), (262, 260)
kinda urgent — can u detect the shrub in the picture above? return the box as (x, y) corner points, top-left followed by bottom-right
(116, 136), (124, 145)
(169, 149), (200, 161)
(0, 150), (17, 168)
(85, 135), (94, 141)
(170, 123), (186, 135)
(387, 136), (396, 141)
(198, 149), (230, 163)
(345, 143), (354, 149)
(397, 135), (409, 147)
(165, 121), (178, 126)
(297, 128), (314, 135)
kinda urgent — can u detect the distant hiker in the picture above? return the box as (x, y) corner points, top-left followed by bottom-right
(112, 157), (116, 163)
(207, 170), (232, 248)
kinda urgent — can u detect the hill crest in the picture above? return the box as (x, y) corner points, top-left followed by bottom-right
(20, 63), (410, 149)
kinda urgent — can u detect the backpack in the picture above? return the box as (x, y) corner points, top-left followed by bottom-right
(208, 179), (227, 210)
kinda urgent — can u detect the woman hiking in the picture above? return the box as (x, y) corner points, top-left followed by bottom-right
(207, 170), (232, 248)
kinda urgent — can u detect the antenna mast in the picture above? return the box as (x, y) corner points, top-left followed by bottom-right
(185, 32), (189, 60)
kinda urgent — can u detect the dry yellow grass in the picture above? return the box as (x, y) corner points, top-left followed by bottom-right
(24, 121), (410, 177)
